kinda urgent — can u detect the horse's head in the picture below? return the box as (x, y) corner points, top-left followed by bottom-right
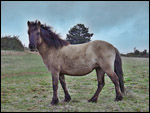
(27, 20), (42, 51)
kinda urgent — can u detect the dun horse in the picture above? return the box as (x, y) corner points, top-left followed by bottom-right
(27, 20), (124, 105)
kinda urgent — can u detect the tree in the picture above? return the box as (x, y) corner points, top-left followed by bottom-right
(1, 35), (24, 51)
(141, 49), (147, 57)
(134, 49), (140, 55)
(142, 49), (147, 55)
(66, 24), (93, 44)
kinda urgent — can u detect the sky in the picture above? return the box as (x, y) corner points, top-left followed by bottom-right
(1, 1), (149, 53)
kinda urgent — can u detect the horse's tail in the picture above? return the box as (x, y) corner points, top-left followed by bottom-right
(114, 49), (125, 94)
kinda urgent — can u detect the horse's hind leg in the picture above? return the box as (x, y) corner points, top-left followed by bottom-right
(59, 74), (71, 102)
(88, 68), (105, 103)
(102, 67), (123, 101)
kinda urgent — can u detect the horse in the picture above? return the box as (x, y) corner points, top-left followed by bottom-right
(27, 20), (125, 105)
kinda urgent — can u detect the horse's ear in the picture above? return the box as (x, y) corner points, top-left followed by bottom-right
(27, 21), (30, 26)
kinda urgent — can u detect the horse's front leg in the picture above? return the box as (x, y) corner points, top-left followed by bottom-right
(51, 71), (59, 105)
(59, 74), (71, 102)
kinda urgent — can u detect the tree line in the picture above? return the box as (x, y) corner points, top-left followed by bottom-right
(121, 48), (149, 58)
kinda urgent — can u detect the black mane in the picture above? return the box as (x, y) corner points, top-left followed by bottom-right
(31, 20), (70, 49)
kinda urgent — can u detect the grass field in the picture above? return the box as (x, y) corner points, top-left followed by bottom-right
(1, 50), (149, 112)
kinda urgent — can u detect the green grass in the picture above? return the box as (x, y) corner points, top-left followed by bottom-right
(1, 50), (149, 112)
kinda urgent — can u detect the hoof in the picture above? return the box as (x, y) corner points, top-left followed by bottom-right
(88, 98), (97, 103)
(115, 96), (123, 101)
(51, 98), (59, 105)
(64, 95), (71, 102)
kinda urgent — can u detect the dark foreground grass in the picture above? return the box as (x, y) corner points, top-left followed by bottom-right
(1, 50), (149, 112)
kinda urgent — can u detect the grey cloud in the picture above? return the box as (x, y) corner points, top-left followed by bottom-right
(37, 1), (148, 36)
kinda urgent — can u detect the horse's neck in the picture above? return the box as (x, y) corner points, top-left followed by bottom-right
(37, 42), (56, 59)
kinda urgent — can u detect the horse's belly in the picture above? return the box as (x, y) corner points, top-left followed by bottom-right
(61, 63), (97, 76)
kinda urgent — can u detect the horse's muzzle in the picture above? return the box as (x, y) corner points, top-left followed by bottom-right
(29, 43), (36, 51)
